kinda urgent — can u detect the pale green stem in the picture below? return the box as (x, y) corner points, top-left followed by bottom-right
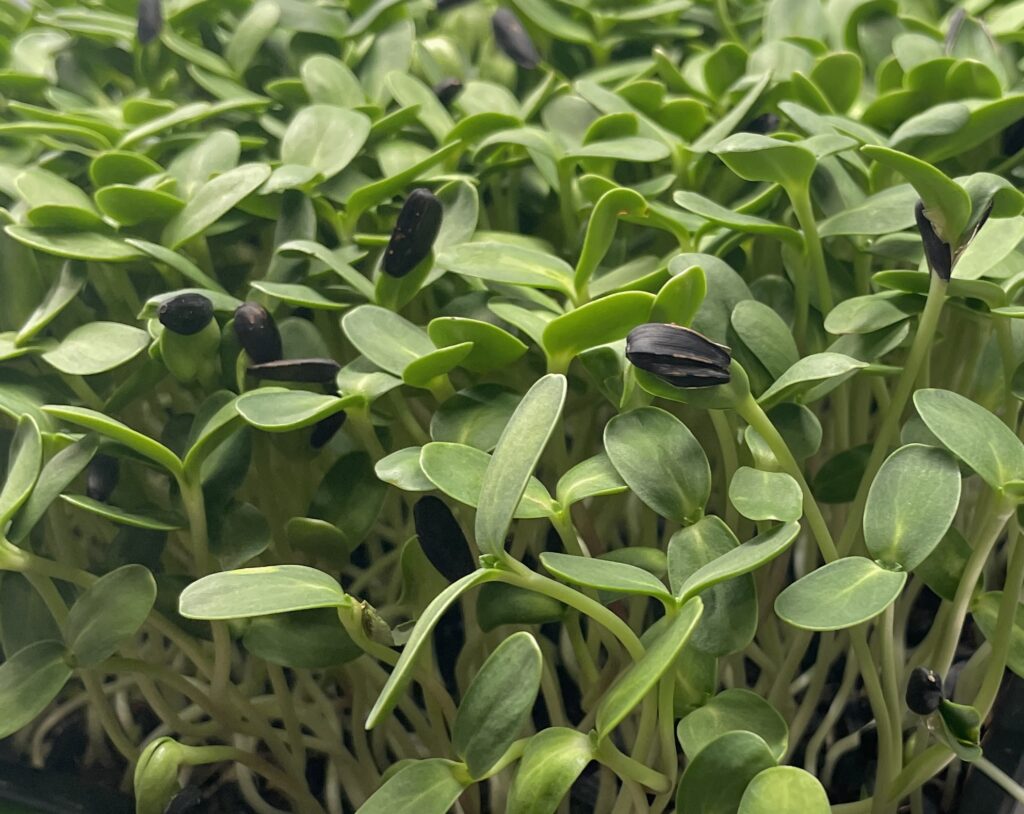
(975, 756), (1024, 805)
(737, 394), (838, 562)
(933, 498), (1014, 677)
(974, 519), (1024, 716)
(836, 275), (949, 557)
(597, 738), (671, 792)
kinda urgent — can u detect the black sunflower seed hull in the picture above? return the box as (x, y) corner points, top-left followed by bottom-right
(906, 667), (944, 715)
(157, 293), (214, 336)
(310, 411), (347, 449)
(86, 454), (120, 502)
(492, 8), (541, 70)
(233, 303), (283, 363)
(626, 323), (732, 388)
(382, 188), (444, 278)
(914, 200), (953, 281)
(413, 495), (475, 582)
(434, 78), (464, 108)
(247, 358), (341, 383)
(137, 0), (163, 44)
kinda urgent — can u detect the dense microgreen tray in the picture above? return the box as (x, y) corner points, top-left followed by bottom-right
(1, 1), (1024, 813)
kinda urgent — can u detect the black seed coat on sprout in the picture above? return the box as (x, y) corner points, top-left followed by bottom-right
(247, 358), (341, 383)
(233, 303), (283, 363)
(434, 78), (464, 108)
(1002, 118), (1024, 157)
(164, 785), (203, 814)
(310, 411), (347, 449)
(382, 188), (443, 278)
(492, 9), (541, 70)
(157, 293), (214, 336)
(436, 0), (475, 9)
(625, 323), (732, 388)
(86, 454), (119, 502)
(914, 200), (953, 281)
(743, 113), (780, 135)
(906, 667), (944, 715)
(413, 495), (475, 582)
(137, 0), (163, 44)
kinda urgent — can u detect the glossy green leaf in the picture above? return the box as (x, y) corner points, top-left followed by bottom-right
(729, 467), (803, 522)
(60, 495), (182, 531)
(914, 389), (1024, 490)
(731, 300), (800, 380)
(667, 515), (757, 656)
(5, 226), (142, 262)
(675, 731), (777, 814)
(162, 163), (271, 249)
(127, 239), (227, 293)
(650, 265), (706, 326)
(42, 406), (183, 478)
(819, 184), (919, 237)
(475, 374), (566, 556)
(575, 188), (648, 293)
(674, 190), (803, 245)
(677, 688), (789, 762)
(540, 553), (672, 601)
(605, 407), (711, 525)
(65, 564), (156, 667)
(420, 442), (555, 518)
(9, 436), (97, 543)
(737, 766), (830, 813)
(441, 242), (574, 298)
(0, 640), (72, 739)
(595, 597), (702, 738)
(342, 305), (435, 377)
(824, 292), (918, 335)
(775, 557), (907, 630)
(864, 444), (961, 570)
(41, 322), (149, 375)
(759, 353), (868, 408)
(542, 292), (655, 360)
(0, 415), (41, 526)
(94, 185), (184, 226)
(344, 142), (460, 225)
(375, 447), (434, 492)
(280, 105), (370, 182)
(678, 522), (801, 602)
(862, 145), (970, 243)
(356, 759), (467, 814)
(402, 342), (473, 388)
(454, 632), (542, 778)
(249, 281), (346, 311)
(427, 317), (527, 373)
(179, 565), (347, 620)
(712, 133), (816, 188)
(506, 728), (594, 814)
(555, 453), (627, 506)
(236, 389), (352, 432)
(15, 260), (87, 345)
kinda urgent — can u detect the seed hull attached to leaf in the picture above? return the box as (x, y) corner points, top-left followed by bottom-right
(233, 303), (283, 364)
(248, 358), (341, 383)
(625, 323), (732, 388)
(382, 188), (443, 279)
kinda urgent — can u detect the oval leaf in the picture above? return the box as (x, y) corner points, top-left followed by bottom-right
(775, 557), (907, 631)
